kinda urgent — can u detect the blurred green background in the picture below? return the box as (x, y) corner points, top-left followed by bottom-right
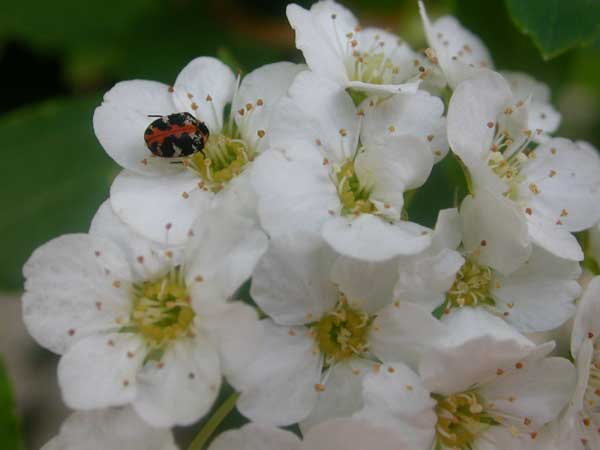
(0, 0), (598, 448)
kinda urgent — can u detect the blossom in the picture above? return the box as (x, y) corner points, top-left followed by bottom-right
(229, 231), (445, 428)
(253, 70), (444, 261)
(94, 57), (303, 245)
(22, 202), (266, 427)
(447, 69), (600, 262)
(208, 418), (411, 450)
(419, 2), (561, 141)
(418, 1), (493, 89)
(569, 276), (600, 449)
(356, 309), (576, 450)
(501, 71), (561, 141)
(286, 0), (423, 99)
(40, 407), (178, 450)
(394, 207), (581, 332)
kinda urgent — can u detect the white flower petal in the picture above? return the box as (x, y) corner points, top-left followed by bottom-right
(251, 231), (338, 325)
(213, 169), (258, 222)
(172, 57), (236, 132)
(269, 70), (359, 162)
(234, 320), (321, 426)
(461, 189), (531, 275)
(447, 69), (513, 167)
(571, 276), (600, 356)
(208, 423), (300, 450)
(419, 2), (493, 88)
(421, 308), (537, 395)
(199, 302), (260, 380)
(22, 234), (132, 354)
(286, 2), (357, 85)
(302, 418), (414, 450)
(301, 359), (372, 431)
(520, 137), (600, 232)
(394, 249), (464, 312)
(370, 302), (448, 369)
(532, 415), (585, 450)
(322, 215), (432, 262)
(93, 80), (181, 176)
(330, 255), (398, 314)
(526, 212), (583, 261)
(475, 426), (534, 450)
(356, 362), (436, 450)
(480, 357), (575, 429)
(493, 245), (580, 333)
(501, 71), (561, 137)
(58, 332), (145, 410)
(110, 169), (212, 246)
(431, 207), (462, 251)
(133, 334), (221, 427)
(234, 62), (305, 153)
(361, 91), (447, 162)
(185, 207), (268, 304)
(571, 339), (593, 414)
(252, 150), (339, 238)
(346, 80), (420, 97)
(41, 407), (178, 450)
(90, 201), (178, 280)
(355, 134), (434, 211)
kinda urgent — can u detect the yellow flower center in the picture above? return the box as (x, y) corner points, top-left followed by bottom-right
(446, 261), (494, 309)
(190, 133), (251, 192)
(335, 160), (375, 216)
(314, 295), (371, 365)
(433, 391), (497, 449)
(131, 268), (195, 349)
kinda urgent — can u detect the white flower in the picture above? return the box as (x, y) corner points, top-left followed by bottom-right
(419, 3), (561, 141)
(395, 207), (581, 332)
(22, 202), (267, 427)
(286, 0), (423, 99)
(588, 220), (600, 268)
(356, 309), (576, 450)
(501, 71), (561, 141)
(208, 418), (412, 450)
(94, 57), (303, 245)
(419, 0), (493, 89)
(253, 70), (443, 261)
(40, 407), (178, 450)
(447, 69), (600, 262)
(569, 276), (600, 449)
(230, 231), (445, 428)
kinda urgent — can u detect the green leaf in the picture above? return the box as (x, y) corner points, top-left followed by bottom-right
(0, 357), (24, 450)
(0, 95), (118, 290)
(505, 0), (600, 59)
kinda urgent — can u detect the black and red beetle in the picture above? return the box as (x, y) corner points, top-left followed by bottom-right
(144, 112), (209, 158)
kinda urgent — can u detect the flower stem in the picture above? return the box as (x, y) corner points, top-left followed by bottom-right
(187, 392), (240, 450)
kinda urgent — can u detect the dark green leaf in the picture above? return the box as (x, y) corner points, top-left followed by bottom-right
(505, 0), (600, 59)
(0, 95), (118, 290)
(0, 357), (24, 450)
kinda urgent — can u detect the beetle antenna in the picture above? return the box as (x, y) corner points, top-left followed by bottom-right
(147, 115), (164, 118)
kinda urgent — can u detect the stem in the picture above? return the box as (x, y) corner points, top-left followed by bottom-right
(187, 392), (240, 450)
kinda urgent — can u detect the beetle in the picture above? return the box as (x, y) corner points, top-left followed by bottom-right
(144, 112), (209, 158)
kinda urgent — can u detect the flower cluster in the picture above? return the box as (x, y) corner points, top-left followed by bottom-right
(24, 1), (600, 449)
